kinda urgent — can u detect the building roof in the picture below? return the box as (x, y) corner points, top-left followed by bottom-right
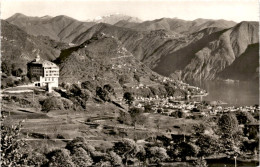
(28, 55), (58, 68)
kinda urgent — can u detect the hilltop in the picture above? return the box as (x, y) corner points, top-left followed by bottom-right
(6, 13), (96, 43)
(114, 17), (236, 34)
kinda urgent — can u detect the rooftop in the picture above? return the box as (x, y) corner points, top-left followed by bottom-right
(28, 54), (58, 68)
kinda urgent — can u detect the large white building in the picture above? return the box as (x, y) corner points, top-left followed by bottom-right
(27, 54), (59, 92)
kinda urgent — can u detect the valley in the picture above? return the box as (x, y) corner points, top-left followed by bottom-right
(1, 12), (259, 167)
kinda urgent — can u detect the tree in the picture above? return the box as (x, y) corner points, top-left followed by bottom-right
(108, 151), (123, 166)
(157, 108), (163, 113)
(193, 123), (207, 136)
(12, 68), (23, 77)
(146, 146), (169, 164)
(218, 113), (239, 135)
(177, 110), (186, 118)
(46, 149), (75, 167)
(177, 142), (200, 161)
(134, 74), (140, 82)
(65, 137), (105, 164)
(196, 134), (220, 157)
(113, 138), (141, 165)
(164, 84), (175, 96)
(144, 104), (153, 113)
(119, 74), (131, 85)
(128, 107), (145, 128)
(42, 97), (64, 112)
(118, 111), (132, 125)
(103, 84), (114, 94)
(236, 111), (256, 125)
(1, 61), (12, 76)
(81, 80), (95, 91)
(70, 84), (82, 96)
(96, 86), (110, 102)
(27, 152), (48, 167)
(21, 76), (30, 84)
(65, 137), (88, 152)
(123, 92), (134, 106)
(241, 138), (259, 154)
(1, 120), (29, 167)
(193, 158), (208, 167)
(217, 113), (241, 156)
(70, 147), (93, 166)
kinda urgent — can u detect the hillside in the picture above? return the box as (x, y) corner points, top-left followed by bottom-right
(73, 21), (258, 81)
(1, 20), (64, 72)
(58, 33), (160, 86)
(56, 34), (194, 99)
(6, 13), (96, 43)
(217, 43), (259, 81)
(179, 21), (259, 81)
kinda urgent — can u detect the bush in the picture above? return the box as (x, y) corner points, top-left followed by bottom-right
(96, 86), (110, 102)
(70, 84), (81, 96)
(61, 98), (73, 110)
(108, 151), (122, 166)
(147, 146), (169, 164)
(170, 110), (186, 118)
(128, 107), (145, 127)
(1, 121), (29, 167)
(103, 84), (114, 94)
(5, 77), (15, 87)
(71, 147), (93, 166)
(27, 152), (48, 166)
(81, 80), (95, 91)
(118, 74), (131, 85)
(118, 111), (132, 125)
(144, 104), (153, 113)
(236, 111), (256, 124)
(21, 76), (30, 84)
(123, 92), (134, 106)
(65, 137), (88, 152)
(42, 97), (64, 112)
(12, 68), (23, 77)
(193, 158), (208, 167)
(46, 149), (75, 167)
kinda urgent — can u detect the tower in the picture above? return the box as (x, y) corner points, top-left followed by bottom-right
(36, 53), (40, 62)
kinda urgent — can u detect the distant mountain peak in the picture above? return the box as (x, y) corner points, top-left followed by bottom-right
(87, 14), (142, 24)
(40, 15), (52, 19)
(7, 13), (29, 20)
(51, 15), (76, 21)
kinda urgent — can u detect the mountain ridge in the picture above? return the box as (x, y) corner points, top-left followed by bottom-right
(72, 21), (259, 81)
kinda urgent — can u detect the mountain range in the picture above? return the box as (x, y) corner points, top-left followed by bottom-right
(3, 13), (259, 82)
(6, 13), (96, 43)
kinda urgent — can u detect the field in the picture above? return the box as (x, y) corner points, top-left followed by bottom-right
(1, 86), (203, 152)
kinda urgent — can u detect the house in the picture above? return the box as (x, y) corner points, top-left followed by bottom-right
(27, 54), (59, 92)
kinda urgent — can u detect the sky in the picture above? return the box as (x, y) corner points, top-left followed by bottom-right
(1, 0), (259, 22)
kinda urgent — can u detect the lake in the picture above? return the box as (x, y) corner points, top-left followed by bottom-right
(188, 80), (259, 107)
